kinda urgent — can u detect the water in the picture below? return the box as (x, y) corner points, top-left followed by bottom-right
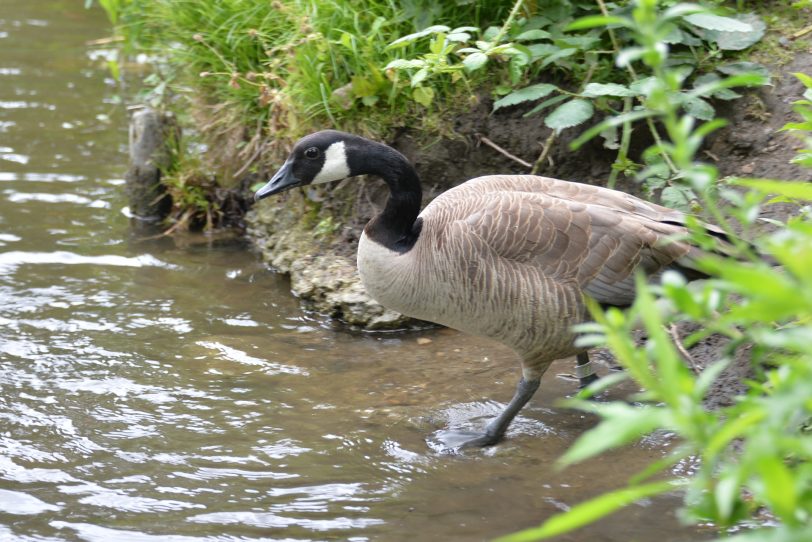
(0, 2), (712, 540)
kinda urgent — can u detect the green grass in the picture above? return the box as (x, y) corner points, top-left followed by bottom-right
(103, 0), (516, 141)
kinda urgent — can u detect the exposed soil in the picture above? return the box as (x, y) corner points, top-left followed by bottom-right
(246, 50), (811, 405)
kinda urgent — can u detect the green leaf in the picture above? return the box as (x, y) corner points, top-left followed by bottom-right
(700, 13), (765, 51)
(494, 481), (678, 542)
(732, 178), (812, 201)
(662, 3), (706, 21)
(717, 61), (770, 79)
(492, 83), (558, 111)
(705, 409), (765, 458)
(539, 47), (577, 68)
(384, 59), (425, 70)
(661, 185), (696, 210)
(446, 32), (471, 43)
(682, 13), (753, 32)
(794, 72), (812, 89)
(544, 99), (594, 132)
(450, 26), (479, 34)
(386, 25), (450, 49)
(523, 94), (568, 117)
(410, 67), (428, 87)
(515, 29), (551, 41)
(616, 47), (645, 68)
(527, 43), (559, 60)
(462, 52), (488, 72)
(629, 76), (659, 95)
(686, 73), (770, 102)
(411, 86), (434, 107)
(693, 73), (741, 100)
(564, 15), (629, 31)
(756, 455), (797, 522)
(581, 82), (638, 98)
(683, 96), (715, 120)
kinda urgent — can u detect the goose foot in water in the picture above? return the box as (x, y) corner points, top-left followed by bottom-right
(433, 377), (541, 449)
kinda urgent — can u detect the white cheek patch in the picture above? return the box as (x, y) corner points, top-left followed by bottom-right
(312, 141), (350, 184)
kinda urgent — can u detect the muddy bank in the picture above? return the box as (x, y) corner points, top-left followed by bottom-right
(246, 52), (811, 330)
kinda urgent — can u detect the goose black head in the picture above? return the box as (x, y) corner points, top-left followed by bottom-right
(254, 130), (357, 202)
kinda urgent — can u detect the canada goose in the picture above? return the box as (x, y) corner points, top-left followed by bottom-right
(255, 130), (724, 448)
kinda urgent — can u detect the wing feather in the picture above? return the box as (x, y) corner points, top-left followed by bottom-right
(425, 175), (700, 307)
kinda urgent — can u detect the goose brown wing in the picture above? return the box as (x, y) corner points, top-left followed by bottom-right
(455, 190), (694, 307)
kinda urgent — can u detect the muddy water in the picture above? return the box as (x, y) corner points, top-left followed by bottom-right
(0, 2), (712, 541)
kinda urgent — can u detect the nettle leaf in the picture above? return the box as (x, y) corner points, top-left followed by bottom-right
(682, 12), (753, 32)
(509, 56), (525, 85)
(630, 76), (659, 96)
(545, 99), (595, 132)
(663, 26), (702, 46)
(384, 59), (426, 70)
(662, 3), (706, 21)
(493, 83), (558, 111)
(447, 32), (472, 43)
(582, 82), (638, 98)
(475, 40), (492, 52)
(557, 36), (600, 50)
(411, 86), (434, 107)
(483, 26), (500, 41)
(693, 73), (741, 100)
(616, 47), (645, 68)
(696, 13), (765, 51)
(717, 61), (770, 79)
(524, 15), (552, 30)
(540, 47), (578, 68)
(527, 43), (559, 60)
(450, 26), (479, 34)
(410, 67), (428, 87)
(463, 52), (489, 72)
(661, 185), (696, 210)
(387, 25), (450, 49)
(524, 94), (569, 117)
(515, 29), (551, 41)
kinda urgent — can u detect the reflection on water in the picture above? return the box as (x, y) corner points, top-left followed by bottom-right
(0, 2), (712, 541)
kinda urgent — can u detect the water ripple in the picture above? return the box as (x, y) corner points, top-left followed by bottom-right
(0, 251), (178, 273)
(4, 190), (109, 207)
(0, 488), (61, 515)
(188, 510), (385, 531)
(197, 341), (308, 376)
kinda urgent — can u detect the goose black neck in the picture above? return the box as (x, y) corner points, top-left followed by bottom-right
(351, 141), (423, 253)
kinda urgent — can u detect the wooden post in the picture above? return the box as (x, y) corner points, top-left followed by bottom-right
(124, 107), (177, 228)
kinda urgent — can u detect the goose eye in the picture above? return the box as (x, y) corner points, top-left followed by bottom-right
(304, 147), (320, 159)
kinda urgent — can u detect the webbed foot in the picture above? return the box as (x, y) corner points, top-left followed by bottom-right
(431, 429), (502, 450)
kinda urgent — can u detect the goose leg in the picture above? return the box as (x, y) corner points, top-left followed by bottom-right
(576, 351), (598, 389)
(433, 377), (540, 449)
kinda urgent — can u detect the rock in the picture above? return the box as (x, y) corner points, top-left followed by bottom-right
(247, 197), (416, 330)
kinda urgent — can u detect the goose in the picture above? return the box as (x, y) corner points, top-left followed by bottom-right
(254, 130), (724, 448)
